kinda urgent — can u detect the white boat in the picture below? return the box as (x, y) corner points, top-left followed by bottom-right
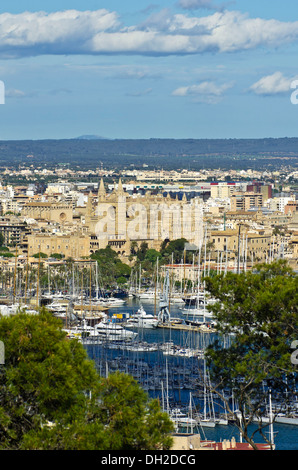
(0, 304), (38, 316)
(134, 290), (157, 301)
(170, 295), (184, 304)
(216, 417), (229, 426)
(198, 417), (216, 428)
(104, 297), (126, 306)
(46, 302), (67, 313)
(183, 307), (213, 318)
(91, 297), (125, 307)
(170, 407), (198, 428)
(64, 317), (137, 342)
(93, 318), (137, 341)
(253, 412), (298, 426)
(64, 319), (103, 340)
(275, 414), (298, 426)
(126, 304), (159, 329)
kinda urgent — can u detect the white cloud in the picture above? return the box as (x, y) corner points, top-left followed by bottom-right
(178, 0), (227, 11)
(172, 80), (233, 103)
(249, 72), (294, 96)
(5, 88), (26, 98)
(0, 9), (119, 57)
(126, 88), (153, 97)
(0, 9), (298, 57)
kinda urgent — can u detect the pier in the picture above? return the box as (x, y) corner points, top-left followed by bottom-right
(157, 322), (216, 333)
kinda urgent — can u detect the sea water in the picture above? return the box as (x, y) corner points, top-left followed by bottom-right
(84, 297), (298, 451)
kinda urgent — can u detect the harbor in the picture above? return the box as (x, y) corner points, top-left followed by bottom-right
(0, 267), (297, 450)
(80, 298), (297, 450)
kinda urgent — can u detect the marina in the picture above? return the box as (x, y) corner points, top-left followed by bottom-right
(0, 272), (297, 450)
(73, 295), (297, 450)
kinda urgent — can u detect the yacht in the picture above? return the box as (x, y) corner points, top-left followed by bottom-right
(64, 319), (102, 340)
(91, 297), (125, 307)
(134, 290), (157, 301)
(65, 318), (137, 342)
(94, 318), (137, 341)
(126, 304), (159, 329)
(46, 301), (67, 313)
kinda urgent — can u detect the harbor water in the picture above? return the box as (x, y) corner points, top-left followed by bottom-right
(83, 297), (298, 450)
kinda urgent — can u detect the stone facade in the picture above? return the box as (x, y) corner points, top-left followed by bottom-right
(27, 232), (91, 258)
(84, 178), (204, 255)
(22, 202), (73, 224)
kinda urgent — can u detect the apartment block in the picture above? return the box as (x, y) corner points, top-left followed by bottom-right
(230, 193), (263, 211)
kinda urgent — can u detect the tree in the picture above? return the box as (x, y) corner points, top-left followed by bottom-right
(0, 308), (173, 450)
(137, 241), (149, 261)
(90, 246), (131, 288)
(0, 308), (99, 449)
(50, 253), (65, 259)
(130, 240), (138, 256)
(145, 248), (162, 264)
(160, 238), (189, 263)
(203, 260), (297, 449)
(92, 372), (174, 451)
(32, 252), (48, 259)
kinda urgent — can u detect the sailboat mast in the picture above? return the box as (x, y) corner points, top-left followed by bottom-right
(36, 251), (40, 309)
(269, 389), (274, 448)
(24, 250), (29, 305)
(13, 246), (18, 304)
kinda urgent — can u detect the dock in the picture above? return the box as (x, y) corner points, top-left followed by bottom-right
(157, 322), (216, 333)
(73, 304), (108, 312)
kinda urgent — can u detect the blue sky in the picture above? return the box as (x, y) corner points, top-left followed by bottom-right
(0, 1), (298, 140)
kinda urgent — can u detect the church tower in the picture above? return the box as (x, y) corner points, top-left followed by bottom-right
(98, 178), (106, 202)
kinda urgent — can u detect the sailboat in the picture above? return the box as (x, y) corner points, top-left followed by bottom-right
(170, 404), (198, 431)
(183, 237), (215, 325)
(158, 270), (171, 324)
(198, 348), (217, 428)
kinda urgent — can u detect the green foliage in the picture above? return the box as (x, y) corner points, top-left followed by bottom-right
(0, 252), (14, 257)
(0, 308), (173, 450)
(95, 372), (174, 451)
(160, 238), (190, 263)
(1, 138), (298, 172)
(90, 246), (131, 287)
(203, 260), (298, 446)
(117, 276), (127, 285)
(145, 248), (162, 264)
(32, 252), (48, 259)
(136, 241), (149, 261)
(50, 253), (65, 259)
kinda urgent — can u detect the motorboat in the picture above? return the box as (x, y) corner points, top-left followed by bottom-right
(64, 317), (137, 342)
(134, 290), (157, 301)
(126, 304), (159, 329)
(93, 318), (137, 341)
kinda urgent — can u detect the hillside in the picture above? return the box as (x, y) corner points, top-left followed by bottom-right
(0, 137), (297, 170)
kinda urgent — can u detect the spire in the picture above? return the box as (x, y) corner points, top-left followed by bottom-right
(117, 177), (124, 195)
(98, 178), (106, 201)
(86, 191), (93, 217)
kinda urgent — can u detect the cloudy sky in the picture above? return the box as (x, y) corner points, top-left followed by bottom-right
(0, 0), (298, 140)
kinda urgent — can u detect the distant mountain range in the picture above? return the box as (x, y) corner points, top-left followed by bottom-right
(76, 135), (110, 140)
(0, 137), (297, 170)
